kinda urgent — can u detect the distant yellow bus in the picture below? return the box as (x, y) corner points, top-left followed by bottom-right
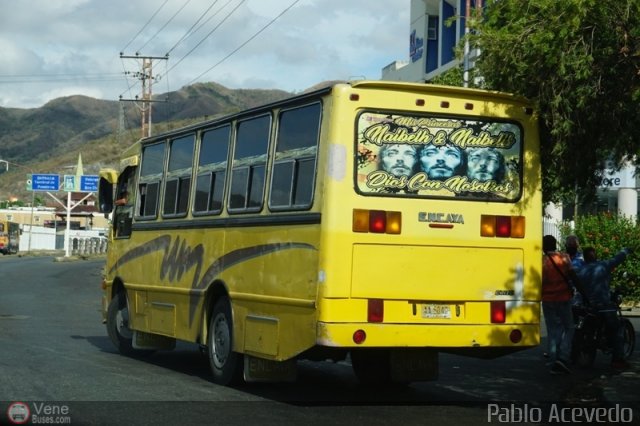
(98, 80), (542, 385)
(0, 220), (20, 255)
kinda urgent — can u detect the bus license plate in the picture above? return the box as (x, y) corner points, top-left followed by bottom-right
(422, 304), (451, 319)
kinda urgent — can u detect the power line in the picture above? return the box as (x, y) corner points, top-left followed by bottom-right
(137, 0), (193, 54)
(166, 0), (221, 56)
(160, 0), (246, 78)
(186, 0), (301, 86)
(0, 73), (123, 84)
(120, 0), (170, 54)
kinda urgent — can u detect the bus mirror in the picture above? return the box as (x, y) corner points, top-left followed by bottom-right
(98, 177), (114, 214)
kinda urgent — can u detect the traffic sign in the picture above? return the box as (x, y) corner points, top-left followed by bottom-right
(80, 175), (99, 192)
(63, 175), (76, 191)
(28, 174), (60, 191)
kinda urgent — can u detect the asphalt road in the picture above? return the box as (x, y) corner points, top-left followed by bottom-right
(0, 255), (638, 425)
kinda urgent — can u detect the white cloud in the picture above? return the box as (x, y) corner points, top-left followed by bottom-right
(0, 0), (410, 108)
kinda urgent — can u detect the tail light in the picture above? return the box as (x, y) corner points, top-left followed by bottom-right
(368, 299), (384, 322)
(353, 209), (401, 234)
(481, 215), (525, 238)
(353, 329), (366, 344)
(491, 301), (506, 323)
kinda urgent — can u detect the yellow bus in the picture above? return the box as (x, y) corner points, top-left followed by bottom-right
(98, 80), (542, 385)
(0, 220), (20, 255)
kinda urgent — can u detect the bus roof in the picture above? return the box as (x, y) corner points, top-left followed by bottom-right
(134, 80), (532, 147)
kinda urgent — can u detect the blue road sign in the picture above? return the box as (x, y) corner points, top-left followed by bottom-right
(29, 174), (60, 191)
(80, 175), (99, 192)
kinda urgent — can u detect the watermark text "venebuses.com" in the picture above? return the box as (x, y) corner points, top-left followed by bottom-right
(487, 403), (634, 423)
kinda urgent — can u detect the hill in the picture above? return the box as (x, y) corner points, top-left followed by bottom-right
(0, 82), (292, 203)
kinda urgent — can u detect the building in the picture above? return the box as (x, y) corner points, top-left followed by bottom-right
(382, 0), (638, 224)
(382, 0), (481, 85)
(0, 192), (109, 252)
(0, 192), (109, 231)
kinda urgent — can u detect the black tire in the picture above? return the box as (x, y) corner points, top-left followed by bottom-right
(350, 349), (391, 385)
(622, 319), (635, 360)
(208, 296), (243, 385)
(571, 328), (597, 368)
(106, 291), (135, 355)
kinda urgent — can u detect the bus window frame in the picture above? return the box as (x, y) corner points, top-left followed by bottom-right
(136, 141), (167, 221)
(192, 124), (232, 217)
(353, 109), (525, 203)
(113, 165), (138, 239)
(268, 101), (322, 212)
(162, 133), (196, 219)
(227, 113), (272, 214)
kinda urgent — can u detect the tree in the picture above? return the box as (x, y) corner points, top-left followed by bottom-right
(466, 0), (640, 204)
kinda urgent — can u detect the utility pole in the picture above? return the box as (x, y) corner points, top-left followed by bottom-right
(119, 53), (168, 138)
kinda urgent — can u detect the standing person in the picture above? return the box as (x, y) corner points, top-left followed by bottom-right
(577, 246), (631, 370)
(565, 235), (585, 307)
(565, 235), (584, 269)
(542, 235), (579, 374)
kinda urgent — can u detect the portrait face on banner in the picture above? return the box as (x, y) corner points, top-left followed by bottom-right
(355, 112), (523, 201)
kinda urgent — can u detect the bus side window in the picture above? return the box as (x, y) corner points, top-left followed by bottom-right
(194, 125), (230, 215)
(229, 115), (271, 212)
(269, 103), (321, 210)
(163, 134), (194, 218)
(137, 142), (166, 219)
(114, 166), (136, 238)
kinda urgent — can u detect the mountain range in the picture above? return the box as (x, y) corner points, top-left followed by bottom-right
(0, 82), (292, 202)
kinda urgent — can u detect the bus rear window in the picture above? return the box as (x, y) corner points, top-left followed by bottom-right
(355, 112), (523, 202)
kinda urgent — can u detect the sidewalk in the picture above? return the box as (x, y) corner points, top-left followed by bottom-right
(621, 306), (640, 317)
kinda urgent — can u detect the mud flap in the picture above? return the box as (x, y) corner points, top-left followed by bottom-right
(390, 348), (439, 382)
(243, 355), (297, 383)
(132, 330), (176, 350)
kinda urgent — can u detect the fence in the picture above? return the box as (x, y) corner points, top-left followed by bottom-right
(19, 225), (108, 256)
(69, 236), (108, 255)
(543, 217), (562, 241)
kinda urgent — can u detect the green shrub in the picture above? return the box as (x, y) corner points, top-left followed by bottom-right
(559, 212), (640, 303)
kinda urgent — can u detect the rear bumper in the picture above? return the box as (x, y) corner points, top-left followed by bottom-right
(317, 322), (539, 348)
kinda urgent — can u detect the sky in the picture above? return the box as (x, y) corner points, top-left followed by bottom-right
(0, 0), (410, 109)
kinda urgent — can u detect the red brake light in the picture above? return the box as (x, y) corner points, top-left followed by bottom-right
(491, 301), (506, 323)
(369, 210), (386, 233)
(368, 299), (384, 322)
(495, 216), (511, 238)
(353, 209), (402, 234)
(481, 215), (525, 238)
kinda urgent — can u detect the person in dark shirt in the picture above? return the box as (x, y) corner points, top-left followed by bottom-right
(577, 246), (631, 370)
(565, 235), (584, 269)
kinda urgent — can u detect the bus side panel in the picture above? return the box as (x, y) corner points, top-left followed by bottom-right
(220, 223), (321, 361)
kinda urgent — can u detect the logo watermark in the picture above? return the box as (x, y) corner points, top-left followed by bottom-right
(6, 402), (30, 425)
(6, 402), (71, 425)
(487, 403), (634, 423)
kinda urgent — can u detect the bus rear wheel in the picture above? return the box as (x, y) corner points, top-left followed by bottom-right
(208, 296), (243, 385)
